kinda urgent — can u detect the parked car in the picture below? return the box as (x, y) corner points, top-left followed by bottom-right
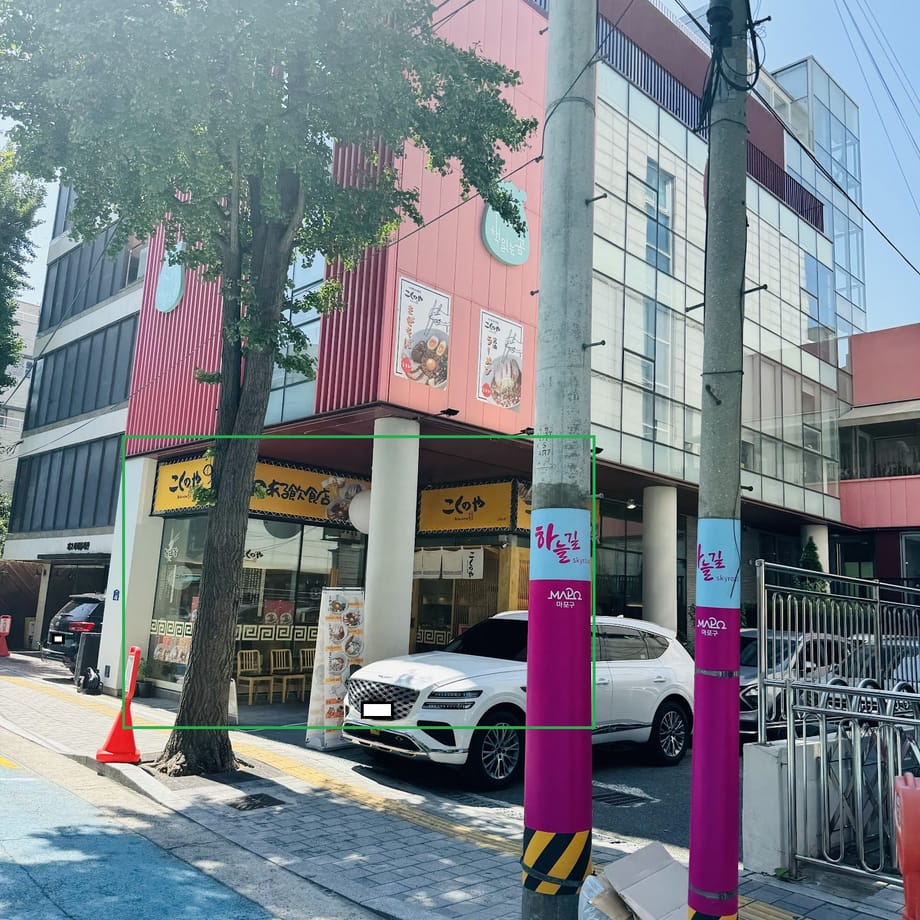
(739, 629), (852, 736)
(825, 636), (920, 717)
(41, 593), (105, 673)
(343, 611), (694, 789)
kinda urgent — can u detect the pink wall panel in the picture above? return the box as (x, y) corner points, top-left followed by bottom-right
(850, 324), (920, 406)
(840, 477), (920, 529)
(366, 0), (542, 435)
(125, 225), (222, 456)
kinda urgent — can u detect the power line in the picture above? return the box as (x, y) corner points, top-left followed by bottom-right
(854, 0), (920, 124)
(833, 0), (920, 221)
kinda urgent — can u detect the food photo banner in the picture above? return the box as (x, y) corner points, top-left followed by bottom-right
(393, 276), (451, 388)
(152, 455), (368, 526)
(476, 310), (523, 410)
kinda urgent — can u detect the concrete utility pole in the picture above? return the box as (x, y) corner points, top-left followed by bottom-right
(521, 0), (597, 918)
(687, 1), (750, 918)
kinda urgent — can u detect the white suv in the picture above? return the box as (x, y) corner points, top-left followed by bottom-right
(343, 611), (694, 789)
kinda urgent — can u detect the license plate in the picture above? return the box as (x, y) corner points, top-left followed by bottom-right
(52, 635), (64, 644)
(369, 728), (380, 737)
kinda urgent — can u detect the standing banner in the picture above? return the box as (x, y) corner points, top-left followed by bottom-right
(305, 587), (366, 750)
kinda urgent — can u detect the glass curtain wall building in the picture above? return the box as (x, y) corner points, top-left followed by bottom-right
(772, 59), (865, 385)
(589, 56), (844, 522)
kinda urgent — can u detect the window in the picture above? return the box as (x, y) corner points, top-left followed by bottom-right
(39, 229), (145, 332)
(9, 435), (122, 533)
(599, 626), (649, 661)
(26, 316), (138, 429)
(644, 159), (674, 273)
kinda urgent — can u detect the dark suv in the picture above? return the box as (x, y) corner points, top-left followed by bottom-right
(42, 594), (105, 672)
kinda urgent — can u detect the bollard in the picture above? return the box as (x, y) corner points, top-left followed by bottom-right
(895, 772), (920, 920)
(96, 646), (142, 764)
(0, 615), (11, 657)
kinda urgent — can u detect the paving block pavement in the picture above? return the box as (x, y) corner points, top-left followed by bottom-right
(0, 652), (906, 919)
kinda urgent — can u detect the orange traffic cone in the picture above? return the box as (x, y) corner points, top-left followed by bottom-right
(97, 645), (142, 764)
(96, 701), (141, 764)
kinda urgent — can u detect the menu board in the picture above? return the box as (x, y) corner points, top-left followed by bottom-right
(393, 277), (451, 388)
(476, 310), (523, 409)
(305, 587), (366, 749)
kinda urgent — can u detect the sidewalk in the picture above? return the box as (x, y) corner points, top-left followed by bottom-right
(0, 652), (905, 920)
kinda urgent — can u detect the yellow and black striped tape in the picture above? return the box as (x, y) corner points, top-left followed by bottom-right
(688, 909), (737, 920)
(520, 827), (592, 895)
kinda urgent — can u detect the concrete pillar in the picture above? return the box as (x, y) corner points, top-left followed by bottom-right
(800, 523), (829, 573)
(363, 417), (420, 663)
(32, 564), (51, 650)
(99, 456), (164, 692)
(641, 485), (678, 631)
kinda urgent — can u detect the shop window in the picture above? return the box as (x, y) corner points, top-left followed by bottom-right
(146, 515), (364, 687)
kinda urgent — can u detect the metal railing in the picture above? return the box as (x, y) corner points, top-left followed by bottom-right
(753, 561), (920, 882)
(782, 678), (920, 883)
(755, 560), (920, 741)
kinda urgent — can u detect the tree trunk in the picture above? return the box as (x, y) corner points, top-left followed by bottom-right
(155, 223), (290, 777)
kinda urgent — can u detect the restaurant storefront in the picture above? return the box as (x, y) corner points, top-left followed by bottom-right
(142, 456), (686, 688)
(146, 454), (367, 689)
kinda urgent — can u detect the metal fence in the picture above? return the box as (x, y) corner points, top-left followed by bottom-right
(755, 560), (920, 741)
(782, 679), (920, 882)
(754, 561), (920, 882)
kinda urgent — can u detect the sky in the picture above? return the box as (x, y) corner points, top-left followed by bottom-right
(10, 0), (920, 332)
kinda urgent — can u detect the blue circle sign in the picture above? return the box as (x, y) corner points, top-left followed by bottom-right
(482, 182), (529, 266)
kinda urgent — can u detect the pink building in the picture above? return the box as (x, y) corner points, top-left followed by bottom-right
(838, 324), (920, 581)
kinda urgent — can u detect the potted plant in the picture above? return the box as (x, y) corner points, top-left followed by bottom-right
(133, 658), (153, 698)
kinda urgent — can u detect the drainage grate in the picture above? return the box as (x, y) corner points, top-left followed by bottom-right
(227, 793), (286, 811)
(592, 790), (649, 807)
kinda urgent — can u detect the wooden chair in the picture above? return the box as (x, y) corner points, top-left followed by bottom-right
(236, 650), (273, 705)
(299, 647), (315, 674)
(271, 648), (306, 702)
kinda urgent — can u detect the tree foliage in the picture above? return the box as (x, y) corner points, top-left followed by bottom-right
(796, 536), (829, 593)
(0, 0), (536, 774)
(0, 491), (11, 557)
(0, 148), (42, 391)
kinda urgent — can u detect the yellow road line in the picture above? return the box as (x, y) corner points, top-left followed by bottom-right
(0, 676), (163, 726)
(0, 754), (21, 769)
(234, 742), (521, 857)
(738, 896), (800, 920)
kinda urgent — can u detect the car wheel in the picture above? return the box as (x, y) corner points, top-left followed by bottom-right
(647, 700), (690, 766)
(463, 707), (524, 790)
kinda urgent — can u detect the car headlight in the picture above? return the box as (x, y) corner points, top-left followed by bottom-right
(740, 685), (759, 704)
(422, 689), (483, 710)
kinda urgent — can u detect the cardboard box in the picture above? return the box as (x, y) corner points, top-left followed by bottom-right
(598, 844), (688, 920)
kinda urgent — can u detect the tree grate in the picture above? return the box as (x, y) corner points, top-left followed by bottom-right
(227, 793), (286, 811)
(591, 790), (649, 807)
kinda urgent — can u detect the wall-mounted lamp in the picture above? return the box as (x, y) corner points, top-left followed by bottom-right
(438, 407), (459, 417)
(593, 447), (604, 456)
(519, 427), (534, 435)
(625, 499), (637, 510)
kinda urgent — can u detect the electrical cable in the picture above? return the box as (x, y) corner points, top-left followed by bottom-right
(833, 0), (920, 222)
(839, 0), (920, 172)
(428, 0), (480, 34)
(855, 0), (920, 120)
